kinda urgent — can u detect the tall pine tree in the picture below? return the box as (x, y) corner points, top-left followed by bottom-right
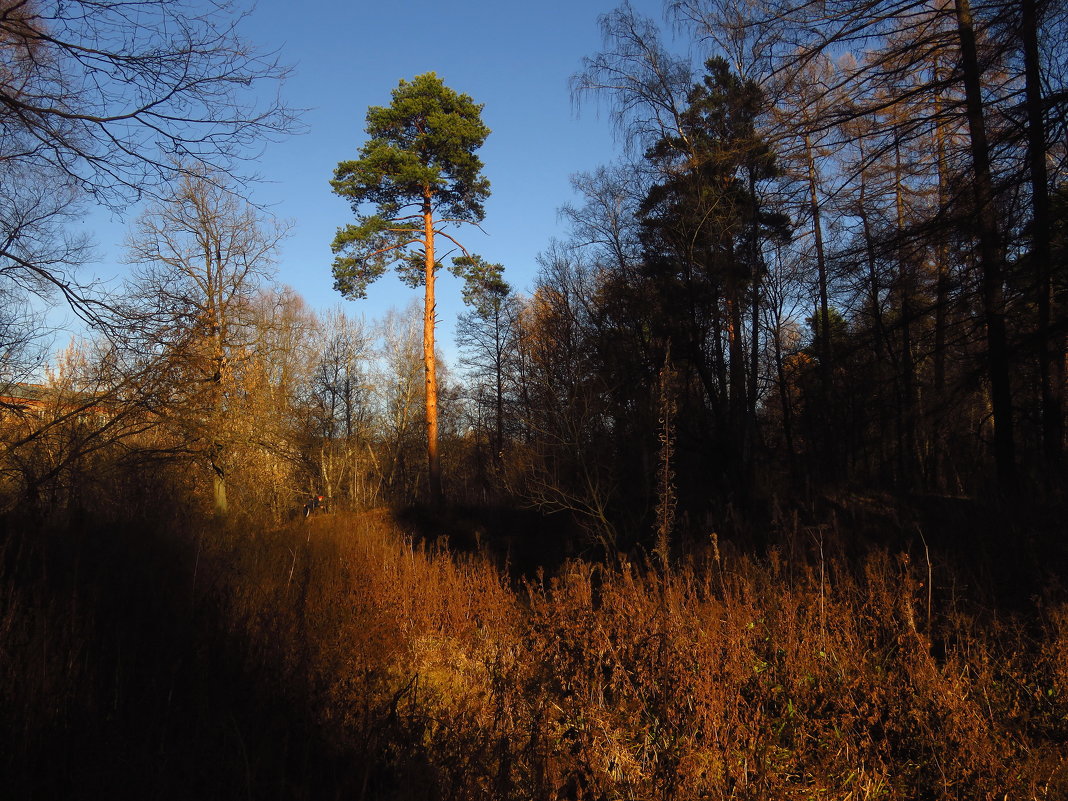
(330, 73), (491, 505)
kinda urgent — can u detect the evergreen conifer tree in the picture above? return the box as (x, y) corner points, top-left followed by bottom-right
(330, 73), (491, 505)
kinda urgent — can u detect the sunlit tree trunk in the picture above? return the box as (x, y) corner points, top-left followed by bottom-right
(205, 240), (229, 516)
(423, 190), (443, 506)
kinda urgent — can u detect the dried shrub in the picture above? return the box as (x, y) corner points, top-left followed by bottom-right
(4, 507), (1066, 799)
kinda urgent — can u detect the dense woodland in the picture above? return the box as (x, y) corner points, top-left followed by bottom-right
(2, 0), (1067, 798)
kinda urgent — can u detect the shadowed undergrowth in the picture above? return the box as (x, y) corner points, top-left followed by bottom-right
(2, 506), (1066, 799)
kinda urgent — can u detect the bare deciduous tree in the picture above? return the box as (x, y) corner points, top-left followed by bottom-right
(0, 0), (296, 205)
(0, 0), (297, 353)
(121, 166), (289, 514)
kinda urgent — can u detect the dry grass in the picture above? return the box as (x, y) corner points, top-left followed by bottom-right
(2, 507), (1066, 799)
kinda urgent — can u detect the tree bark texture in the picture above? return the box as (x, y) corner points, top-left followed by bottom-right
(423, 191), (443, 506)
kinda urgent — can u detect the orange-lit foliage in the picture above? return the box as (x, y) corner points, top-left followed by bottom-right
(3, 508), (1066, 798)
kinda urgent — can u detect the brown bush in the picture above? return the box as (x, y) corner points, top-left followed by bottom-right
(3, 507), (1066, 799)
(193, 512), (1066, 800)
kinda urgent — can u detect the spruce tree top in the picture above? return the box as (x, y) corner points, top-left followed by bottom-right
(330, 73), (491, 298)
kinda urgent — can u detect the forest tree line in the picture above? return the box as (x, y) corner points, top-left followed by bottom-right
(1, 0), (1066, 555)
(3, 3), (1068, 798)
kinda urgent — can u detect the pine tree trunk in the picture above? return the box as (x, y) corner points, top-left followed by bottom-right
(423, 191), (443, 506)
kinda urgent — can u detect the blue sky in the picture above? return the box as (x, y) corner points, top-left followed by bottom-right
(77, 0), (670, 352)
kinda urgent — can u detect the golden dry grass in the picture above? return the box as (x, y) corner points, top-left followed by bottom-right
(2, 508), (1066, 799)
